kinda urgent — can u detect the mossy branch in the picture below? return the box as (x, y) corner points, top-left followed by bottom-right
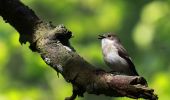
(0, 0), (158, 100)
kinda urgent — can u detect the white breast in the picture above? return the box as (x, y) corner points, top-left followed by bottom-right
(101, 39), (128, 70)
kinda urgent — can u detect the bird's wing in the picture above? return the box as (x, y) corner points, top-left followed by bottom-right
(115, 43), (139, 76)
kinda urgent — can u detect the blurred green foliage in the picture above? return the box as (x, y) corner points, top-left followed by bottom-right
(0, 0), (170, 100)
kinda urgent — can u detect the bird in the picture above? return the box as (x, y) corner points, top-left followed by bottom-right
(98, 33), (139, 76)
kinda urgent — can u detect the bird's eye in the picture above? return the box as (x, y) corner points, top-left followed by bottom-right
(108, 35), (111, 37)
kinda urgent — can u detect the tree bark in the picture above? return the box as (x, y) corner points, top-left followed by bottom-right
(0, 0), (158, 100)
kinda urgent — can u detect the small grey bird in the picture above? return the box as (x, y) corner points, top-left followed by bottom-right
(98, 33), (139, 76)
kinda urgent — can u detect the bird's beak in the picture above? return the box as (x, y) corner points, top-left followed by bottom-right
(98, 35), (105, 39)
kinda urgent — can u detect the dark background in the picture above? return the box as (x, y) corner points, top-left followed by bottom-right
(0, 0), (170, 100)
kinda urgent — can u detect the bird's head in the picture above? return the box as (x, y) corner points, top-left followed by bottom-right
(98, 33), (119, 41)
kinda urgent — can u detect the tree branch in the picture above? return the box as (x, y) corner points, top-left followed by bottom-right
(0, 0), (158, 100)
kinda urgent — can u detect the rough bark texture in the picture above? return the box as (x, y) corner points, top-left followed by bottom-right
(0, 0), (158, 100)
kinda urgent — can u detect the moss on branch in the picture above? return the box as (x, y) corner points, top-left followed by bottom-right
(0, 0), (158, 100)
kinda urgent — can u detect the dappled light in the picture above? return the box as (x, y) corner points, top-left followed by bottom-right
(0, 0), (170, 100)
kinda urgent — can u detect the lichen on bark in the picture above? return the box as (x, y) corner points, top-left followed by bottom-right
(0, 0), (158, 100)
